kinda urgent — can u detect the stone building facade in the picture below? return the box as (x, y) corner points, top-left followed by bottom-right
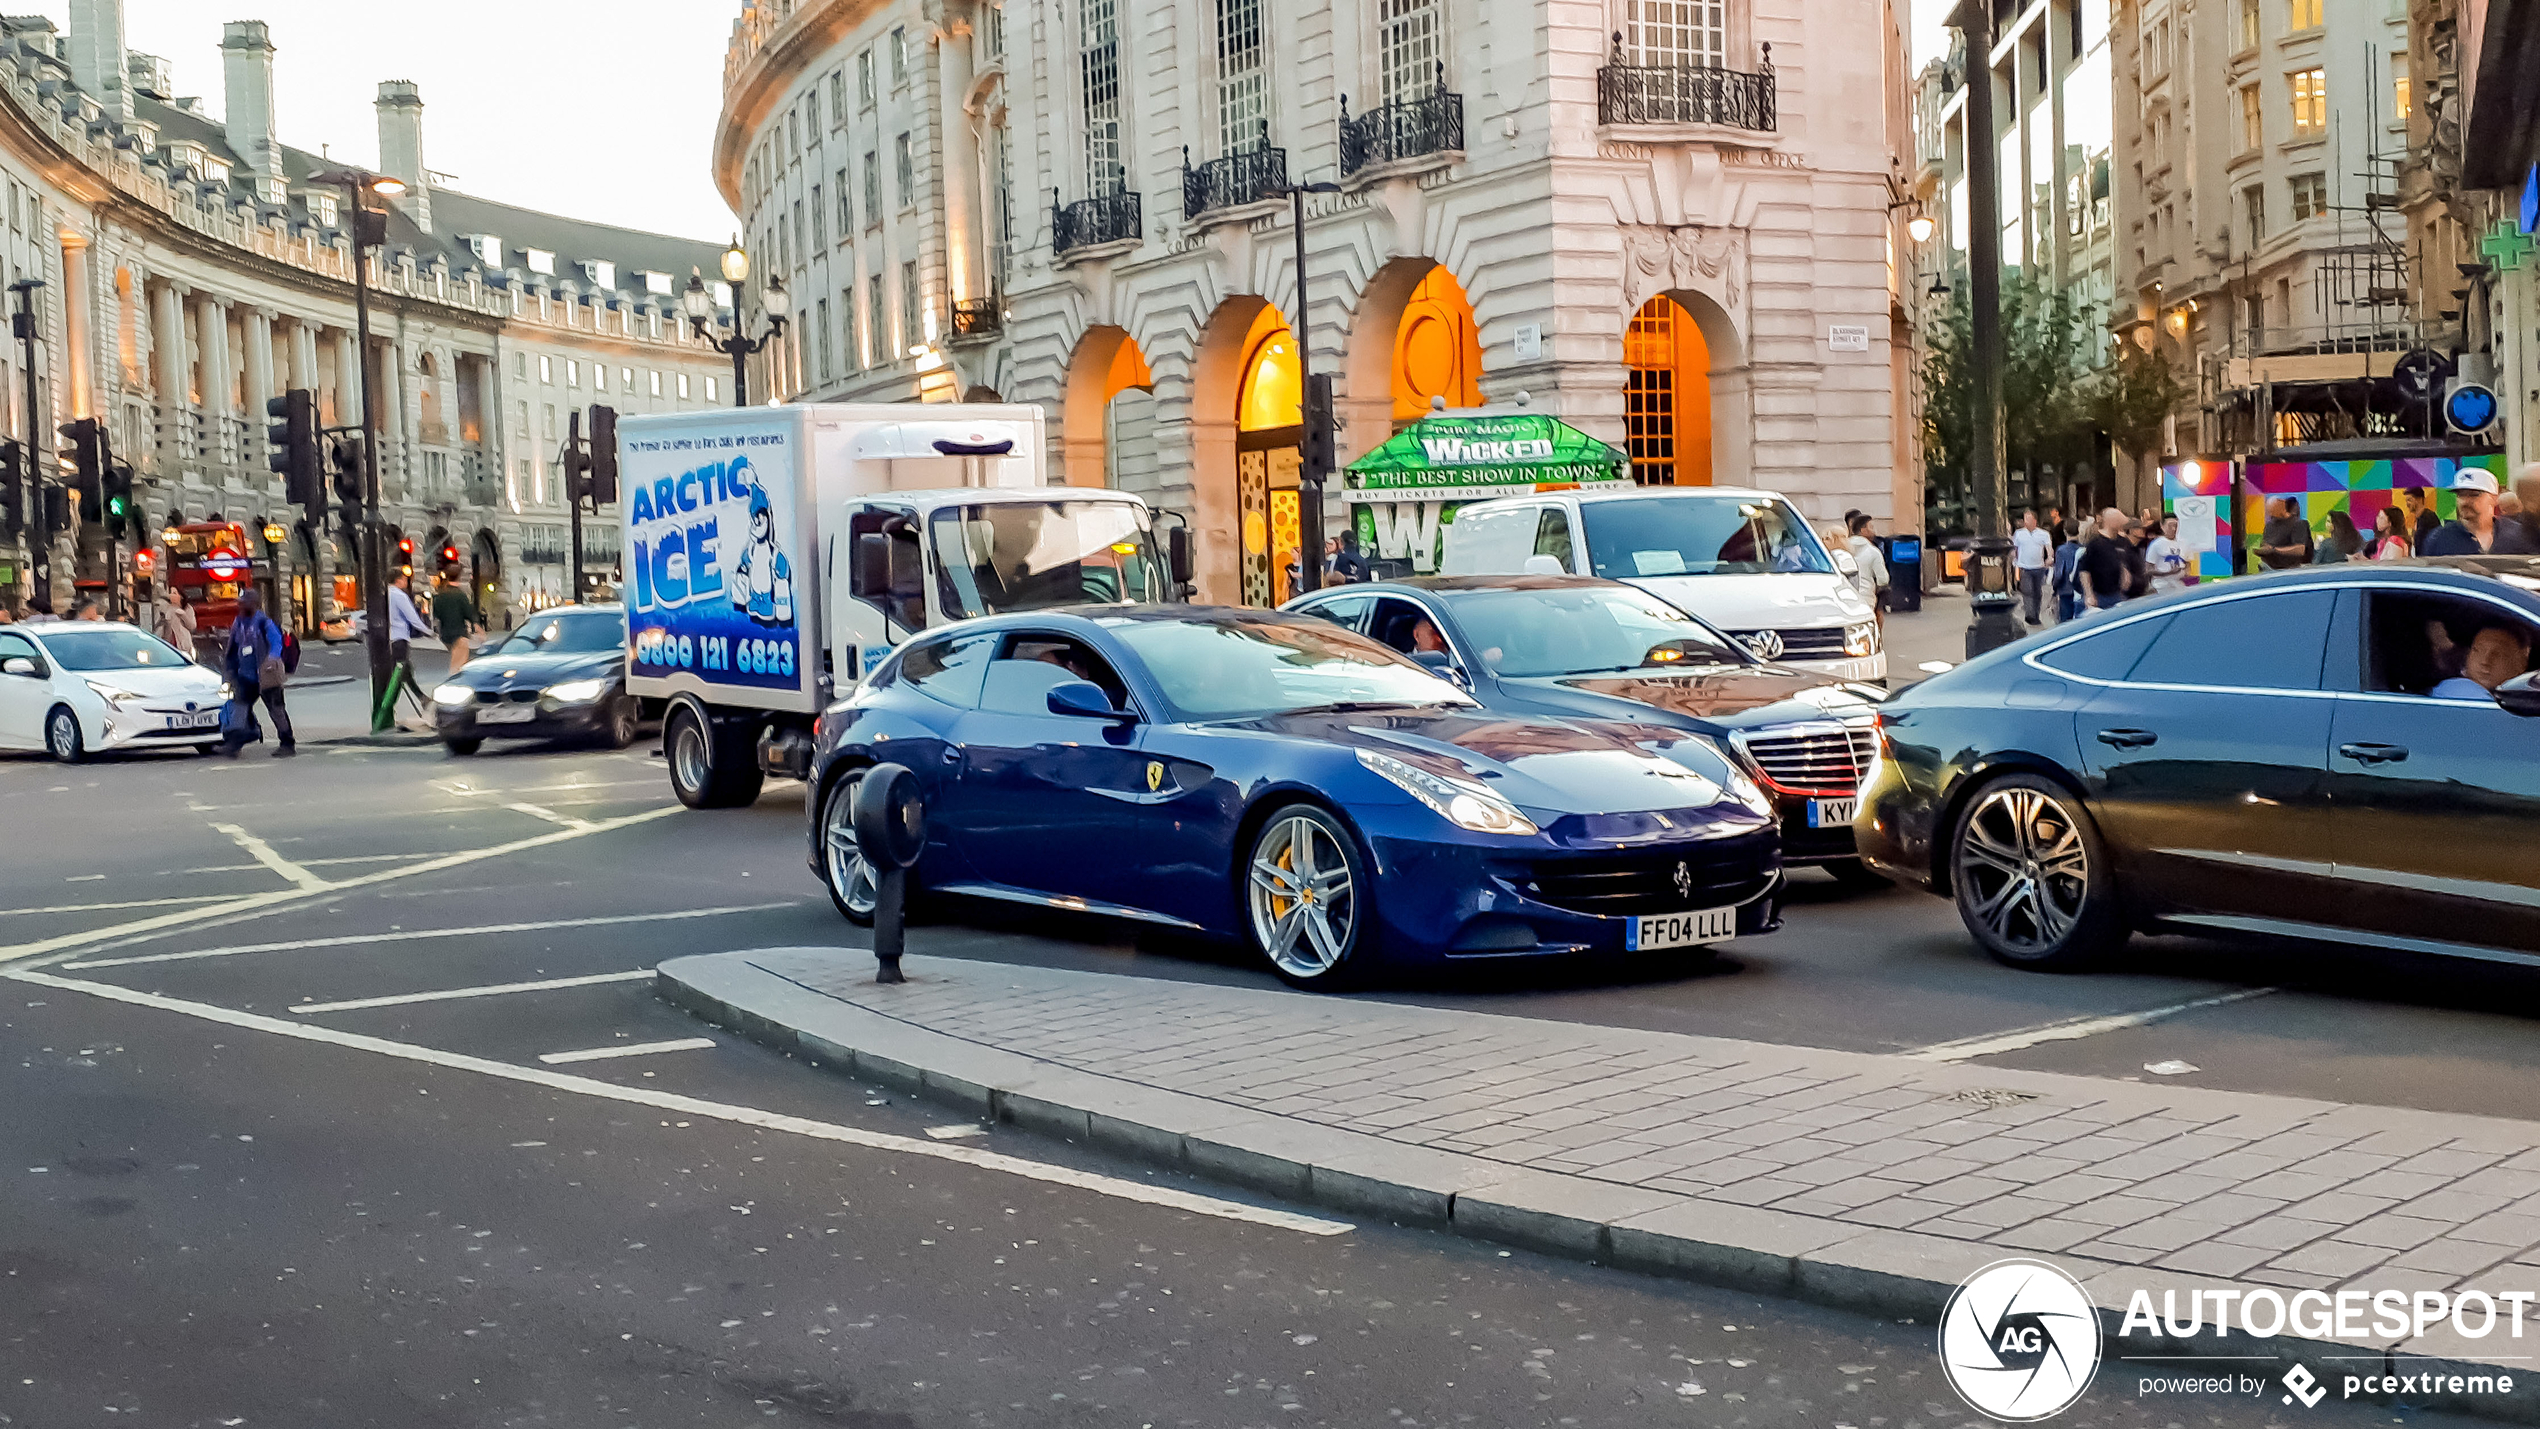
(718, 0), (1917, 605)
(0, 2), (733, 628)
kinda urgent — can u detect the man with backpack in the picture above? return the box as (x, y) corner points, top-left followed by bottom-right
(220, 588), (295, 758)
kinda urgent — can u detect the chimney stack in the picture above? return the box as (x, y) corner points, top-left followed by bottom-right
(220, 22), (280, 187)
(68, 0), (129, 121)
(374, 80), (430, 233)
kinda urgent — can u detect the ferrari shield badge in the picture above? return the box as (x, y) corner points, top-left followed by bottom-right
(1146, 761), (1164, 792)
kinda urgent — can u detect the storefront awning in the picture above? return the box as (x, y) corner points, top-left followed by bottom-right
(1341, 411), (1630, 504)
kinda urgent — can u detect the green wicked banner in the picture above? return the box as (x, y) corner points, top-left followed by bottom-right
(1342, 412), (1630, 504)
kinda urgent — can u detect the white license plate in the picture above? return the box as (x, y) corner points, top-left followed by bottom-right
(1807, 797), (1857, 828)
(1624, 906), (1737, 952)
(165, 710), (220, 730)
(477, 704), (537, 724)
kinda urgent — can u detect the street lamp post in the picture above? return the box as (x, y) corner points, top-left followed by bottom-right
(9, 277), (43, 609)
(312, 167), (407, 730)
(683, 241), (790, 408)
(1948, 1), (2020, 658)
(1280, 179), (1343, 596)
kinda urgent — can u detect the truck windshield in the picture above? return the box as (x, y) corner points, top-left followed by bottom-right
(1577, 495), (1836, 578)
(930, 501), (1166, 619)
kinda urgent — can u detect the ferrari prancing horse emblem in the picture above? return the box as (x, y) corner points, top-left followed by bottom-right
(1146, 761), (1164, 792)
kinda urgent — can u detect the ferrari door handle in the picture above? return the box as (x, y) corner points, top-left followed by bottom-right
(2095, 728), (2158, 749)
(941, 747), (962, 765)
(2338, 742), (2408, 765)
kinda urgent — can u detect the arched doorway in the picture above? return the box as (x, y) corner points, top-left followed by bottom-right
(1234, 307), (1302, 606)
(472, 528), (504, 630)
(1390, 265), (1482, 423)
(1059, 326), (1154, 488)
(1622, 295), (1713, 486)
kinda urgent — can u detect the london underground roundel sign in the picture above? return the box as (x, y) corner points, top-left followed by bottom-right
(202, 547), (250, 581)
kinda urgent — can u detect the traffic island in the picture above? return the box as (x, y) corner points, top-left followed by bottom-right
(658, 947), (2540, 1423)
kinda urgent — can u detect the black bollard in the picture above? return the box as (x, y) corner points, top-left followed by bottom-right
(852, 763), (926, 985)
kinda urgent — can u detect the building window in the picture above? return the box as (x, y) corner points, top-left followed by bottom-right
(2290, 67), (2326, 136)
(794, 199), (809, 264)
(1082, 0), (1125, 192)
(706, 376), (719, 403)
(895, 133), (915, 208)
(539, 354), (553, 384)
(1378, 0), (1443, 106)
(787, 108), (801, 157)
(811, 185), (826, 248)
(678, 372), (691, 399)
(805, 88), (821, 139)
(2244, 184), (2266, 245)
(900, 260), (923, 355)
(542, 402), (557, 438)
(827, 71), (845, 124)
(567, 359), (580, 389)
(2240, 84), (2263, 152)
(863, 152), (883, 226)
(836, 168), (852, 234)
(2239, 0), (2260, 48)
(513, 352), (527, 380)
(2289, 171), (2327, 221)
(867, 273), (884, 366)
(2391, 53), (2411, 120)
(1215, 0), (1268, 156)
(620, 366), (633, 391)
(594, 364), (608, 393)
(857, 49), (875, 107)
(1625, 0), (1728, 71)
(816, 297), (834, 383)
(2287, 0), (2321, 29)
(649, 370), (662, 396)
(890, 27), (908, 84)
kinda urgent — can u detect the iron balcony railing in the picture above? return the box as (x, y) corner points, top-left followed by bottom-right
(1182, 140), (1289, 220)
(1052, 188), (1142, 256)
(1341, 83), (1465, 177)
(1597, 37), (1777, 131)
(949, 295), (1002, 341)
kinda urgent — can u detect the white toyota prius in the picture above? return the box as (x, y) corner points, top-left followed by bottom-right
(0, 620), (231, 761)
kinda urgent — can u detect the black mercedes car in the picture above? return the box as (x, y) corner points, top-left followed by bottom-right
(1286, 576), (1889, 883)
(431, 605), (644, 755)
(1857, 561), (2540, 971)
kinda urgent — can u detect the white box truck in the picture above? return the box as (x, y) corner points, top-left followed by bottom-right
(618, 404), (1189, 808)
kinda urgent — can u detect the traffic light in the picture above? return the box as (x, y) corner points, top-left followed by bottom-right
(588, 404), (619, 506)
(330, 437), (362, 510)
(562, 444), (593, 505)
(1300, 373), (1337, 477)
(438, 541), (460, 567)
(396, 534), (415, 571)
(58, 416), (100, 513)
(42, 481), (68, 536)
(0, 443), (19, 537)
(266, 387), (321, 508)
(102, 463), (132, 540)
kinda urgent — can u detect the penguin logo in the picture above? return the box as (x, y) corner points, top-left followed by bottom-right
(1145, 761), (1164, 793)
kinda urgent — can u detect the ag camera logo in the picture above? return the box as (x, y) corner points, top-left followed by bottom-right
(1940, 1258), (2102, 1421)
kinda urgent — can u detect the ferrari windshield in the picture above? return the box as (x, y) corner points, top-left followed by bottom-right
(1110, 616), (1474, 721)
(1578, 495), (1836, 578)
(1444, 586), (1750, 677)
(931, 501), (1167, 619)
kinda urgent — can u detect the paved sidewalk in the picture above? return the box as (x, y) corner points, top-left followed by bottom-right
(661, 948), (2540, 1404)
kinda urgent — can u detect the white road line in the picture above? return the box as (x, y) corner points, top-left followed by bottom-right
(503, 801), (594, 831)
(8, 969), (1353, 1238)
(290, 969), (655, 1015)
(211, 822), (331, 893)
(0, 803), (684, 966)
(61, 903), (803, 971)
(1900, 986), (2279, 1063)
(538, 1037), (718, 1065)
(0, 894), (234, 918)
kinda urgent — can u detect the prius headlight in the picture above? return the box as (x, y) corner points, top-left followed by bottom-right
(1356, 748), (1538, 836)
(432, 683), (476, 707)
(83, 679), (143, 706)
(545, 678), (608, 703)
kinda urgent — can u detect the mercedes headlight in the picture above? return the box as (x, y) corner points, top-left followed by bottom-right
(1843, 621), (1882, 657)
(83, 679), (143, 706)
(432, 683), (477, 707)
(545, 678), (608, 703)
(1357, 748), (1538, 836)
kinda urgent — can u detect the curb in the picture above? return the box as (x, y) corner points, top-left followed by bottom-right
(656, 948), (2538, 1424)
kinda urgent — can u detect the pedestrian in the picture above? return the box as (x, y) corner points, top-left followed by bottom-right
(2370, 506), (2414, 561)
(22, 595), (54, 623)
(2399, 486), (2440, 547)
(155, 585), (198, 661)
(2146, 514), (2189, 595)
(2012, 509), (2052, 625)
(2051, 519), (2084, 622)
(72, 598), (103, 621)
(2512, 464), (2540, 550)
(220, 587), (294, 758)
(2312, 510), (2365, 564)
(2075, 508), (2133, 612)
(386, 569), (435, 726)
(2121, 519), (2154, 600)
(433, 574), (481, 668)
(1843, 512), (1888, 622)
(2044, 506), (2066, 553)
(2256, 498), (2315, 569)
(2420, 469), (2540, 555)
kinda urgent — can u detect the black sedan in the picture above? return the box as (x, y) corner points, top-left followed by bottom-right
(431, 605), (644, 755)
(1857, 561), (2540, 970)
(1286, 576), (1888, 883)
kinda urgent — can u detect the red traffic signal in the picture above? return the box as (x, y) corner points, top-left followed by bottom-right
(439, 543), (459, 565)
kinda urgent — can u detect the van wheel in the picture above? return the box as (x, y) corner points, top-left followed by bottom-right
(1949, 775), (2125, 971)
(666, 706), (765, 809)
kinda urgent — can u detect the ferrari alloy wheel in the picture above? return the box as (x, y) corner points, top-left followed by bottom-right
(1245, 804), (1366, 989)
(1950, 775), (2122, 971)
(821, 769), (880, 926)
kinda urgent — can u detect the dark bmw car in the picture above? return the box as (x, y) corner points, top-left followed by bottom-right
(1285, 576), (1888, 884)
(431, 605), (643, 755)
(805, 607), (1784, 989)
(1858, 561), (2540, 970)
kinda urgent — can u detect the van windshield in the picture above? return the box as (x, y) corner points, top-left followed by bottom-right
(1576, 496), (1836, 578)
(930, 501), (1167, 620)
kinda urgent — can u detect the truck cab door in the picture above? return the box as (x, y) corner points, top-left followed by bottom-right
(832, 504), (922, 685)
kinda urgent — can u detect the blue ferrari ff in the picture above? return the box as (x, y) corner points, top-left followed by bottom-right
(805, 607), (1785, 988)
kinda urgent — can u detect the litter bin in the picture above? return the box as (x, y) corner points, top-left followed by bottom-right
(1883, 535), (1924, 613)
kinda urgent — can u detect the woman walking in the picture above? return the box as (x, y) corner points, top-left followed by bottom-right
(220, 589), (295, 758)
(154, 586), (198, 663)
(2313, 510), (2366, 564)
(2371, 506), (2414, 561)
(433, 574), (481, 668)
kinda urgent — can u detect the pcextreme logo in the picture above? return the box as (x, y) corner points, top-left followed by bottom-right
(1939, 1258), (2102, 1422)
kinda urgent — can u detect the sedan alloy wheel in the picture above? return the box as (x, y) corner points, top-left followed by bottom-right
(1246, 805), (1365, 988)
(46, 706), (85, 763)
(1951, 776), (2120, 970)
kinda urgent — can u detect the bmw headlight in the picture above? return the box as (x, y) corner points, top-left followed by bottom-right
(545, 678), (608, 703)
(432, 683), (477, 707)
(1357, 748), (1539, 836)
(83, 679), (143, 706)
(1843, 621), (1882, 658)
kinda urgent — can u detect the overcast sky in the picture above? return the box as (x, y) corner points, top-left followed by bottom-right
(22, 1), (742, 242)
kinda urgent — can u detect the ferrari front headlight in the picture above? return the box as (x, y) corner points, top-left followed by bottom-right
(1357, 748), (1538, 836)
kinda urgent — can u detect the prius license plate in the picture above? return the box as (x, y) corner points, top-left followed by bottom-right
(1625, 906), (1736, 952)
(166, 710), (219, 731)
(1807, 797), (1857, 828)
(477, 704), (536, 724)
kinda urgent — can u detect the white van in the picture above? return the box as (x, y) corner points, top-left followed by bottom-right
(1438, 486), (1885, 682)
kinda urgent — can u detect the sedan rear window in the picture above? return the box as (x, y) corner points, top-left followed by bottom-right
(2124, 591), (2335, 691)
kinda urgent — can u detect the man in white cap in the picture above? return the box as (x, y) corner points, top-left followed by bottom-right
(2419, 468), (2540, 555)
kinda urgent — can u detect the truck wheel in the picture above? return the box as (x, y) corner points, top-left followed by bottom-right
(666, 706), (766, 809)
